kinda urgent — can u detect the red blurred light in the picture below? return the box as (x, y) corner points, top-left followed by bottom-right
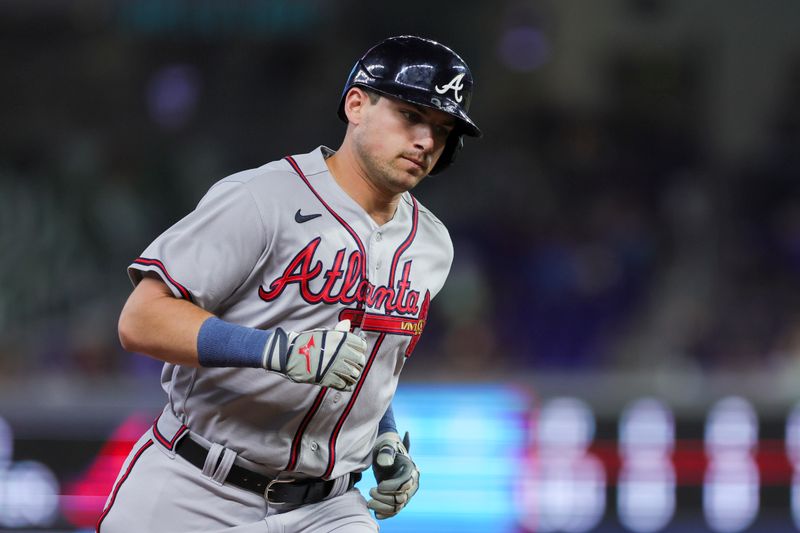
(60, 414), (151, 528)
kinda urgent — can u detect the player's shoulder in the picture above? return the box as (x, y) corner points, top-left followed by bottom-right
(403, 194), (453, 248)
(215, 158), (294, 188)
(211, 147), (327, 196)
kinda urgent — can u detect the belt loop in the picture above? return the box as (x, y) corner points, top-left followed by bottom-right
(211, 448), (237, 485)
(202, 443), (224, 480)
(336, 472), (352, 496)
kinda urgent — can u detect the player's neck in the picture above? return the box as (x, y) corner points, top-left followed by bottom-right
(326, 148), (401, 227)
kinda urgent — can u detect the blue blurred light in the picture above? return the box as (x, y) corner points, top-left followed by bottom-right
(374, 385), (529, 533)
(498, 27), (551, 72)
(146, 64), (201, 130)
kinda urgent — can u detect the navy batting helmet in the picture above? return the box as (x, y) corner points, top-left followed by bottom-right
(338, 35), (482, 175)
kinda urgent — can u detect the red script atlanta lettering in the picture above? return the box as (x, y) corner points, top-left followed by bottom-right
(258, 238), (420, 315)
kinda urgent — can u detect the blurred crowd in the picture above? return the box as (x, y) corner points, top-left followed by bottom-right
(2, 0), (800, 383)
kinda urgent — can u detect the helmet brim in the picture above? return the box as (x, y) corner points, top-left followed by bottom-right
(345, 83), (482, 138)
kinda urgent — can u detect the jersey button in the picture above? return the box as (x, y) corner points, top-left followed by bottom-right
(375, 261), (382, 270)
(333, 392), (342, 403)
(375, 232), (382, 242)
(310, 441), (319, 452)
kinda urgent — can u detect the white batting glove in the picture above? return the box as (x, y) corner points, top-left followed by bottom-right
(368, 431), (419, 519)
(262, 320), (367, 391)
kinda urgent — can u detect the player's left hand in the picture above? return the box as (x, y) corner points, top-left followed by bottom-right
(368, 431), (419, 519)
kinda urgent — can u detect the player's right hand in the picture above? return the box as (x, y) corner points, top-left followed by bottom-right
(261, 320), (367, 391)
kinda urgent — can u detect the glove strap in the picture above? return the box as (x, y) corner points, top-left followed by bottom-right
(375, 432), (407, 455)
(262, 327), (289, 371)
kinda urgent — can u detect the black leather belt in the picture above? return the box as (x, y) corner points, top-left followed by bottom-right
(174, 437), (360, 505)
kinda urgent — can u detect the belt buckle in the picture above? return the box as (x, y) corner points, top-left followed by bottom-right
(264, 477), (294, 504)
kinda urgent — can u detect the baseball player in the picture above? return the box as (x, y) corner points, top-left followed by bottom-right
(98, 35), (481, 532)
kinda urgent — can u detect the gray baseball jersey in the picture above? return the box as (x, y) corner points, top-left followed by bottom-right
(128, 146), (453, 480)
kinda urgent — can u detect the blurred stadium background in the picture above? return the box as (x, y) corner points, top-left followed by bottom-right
(2, 0), (800, 531)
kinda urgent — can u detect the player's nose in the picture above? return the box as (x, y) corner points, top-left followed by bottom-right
(412, 125), (436, 154)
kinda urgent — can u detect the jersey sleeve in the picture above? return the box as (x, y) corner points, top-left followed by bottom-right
(128, 180), (269, 312)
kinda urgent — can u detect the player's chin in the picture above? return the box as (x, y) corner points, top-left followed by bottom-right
(382, 175), (422, 196)
(399, 156), (430, 177)
(394, 170), (427, 191)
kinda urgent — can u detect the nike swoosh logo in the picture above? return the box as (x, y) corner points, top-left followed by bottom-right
(295, 209), (322, 223)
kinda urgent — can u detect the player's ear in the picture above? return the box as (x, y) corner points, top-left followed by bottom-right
(342, 87), (370, 125)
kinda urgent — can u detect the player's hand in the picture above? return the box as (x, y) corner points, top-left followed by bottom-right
(368, 431), (419, 519)
(261, 320), (367, 391)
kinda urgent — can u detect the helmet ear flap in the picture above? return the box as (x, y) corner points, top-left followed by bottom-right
(429, 134), (463, 175)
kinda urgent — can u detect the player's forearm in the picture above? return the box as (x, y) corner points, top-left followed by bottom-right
(378, 403), (398, 435)
(118, 277), (366, 392)
(118, 276), (212, 366)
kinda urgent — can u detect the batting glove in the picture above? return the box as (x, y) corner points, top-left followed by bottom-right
(368, 431), (419, 519)
(262, 320), (367, 391)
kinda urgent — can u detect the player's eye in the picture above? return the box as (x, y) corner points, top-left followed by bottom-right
(400, 109), (421, 123)
(434, 125), (452, 139)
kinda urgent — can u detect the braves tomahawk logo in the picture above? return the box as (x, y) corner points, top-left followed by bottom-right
(435, 73), (465, 103)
